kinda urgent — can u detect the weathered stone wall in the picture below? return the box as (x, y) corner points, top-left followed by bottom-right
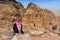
(55, 16), (60, 26)
(0, 0), (25, 32)
(0, 0), (60, 33)
(22, 3), (56, 32)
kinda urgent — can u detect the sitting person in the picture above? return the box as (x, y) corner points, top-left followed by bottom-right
(13, 19), (24, 35)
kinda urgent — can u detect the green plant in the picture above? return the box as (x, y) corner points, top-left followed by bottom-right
(52, 25), (57, 30)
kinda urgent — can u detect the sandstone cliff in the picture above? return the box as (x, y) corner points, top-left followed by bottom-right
(0, 0), (59, 33)
(22, 3), (56, 32)
(0, 0), (25, 32)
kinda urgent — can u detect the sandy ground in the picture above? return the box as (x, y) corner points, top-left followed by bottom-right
(31, 34), (60, 40)
(0, 33), (60, 40)
(17, 33), (60, 40)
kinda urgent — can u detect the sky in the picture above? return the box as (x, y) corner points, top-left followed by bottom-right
(16, 0), (60, 16)
(16, 0), (60, 10)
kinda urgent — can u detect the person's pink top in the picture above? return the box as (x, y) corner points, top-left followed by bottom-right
(15, 19), (21, 33)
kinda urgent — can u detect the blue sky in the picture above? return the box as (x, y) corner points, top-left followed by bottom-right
(16, 0), (60, 10)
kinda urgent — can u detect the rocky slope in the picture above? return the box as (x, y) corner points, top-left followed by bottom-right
(22, 3), (56, 32)
(0, 0), (60, 34)
(0, 0), (25, 32)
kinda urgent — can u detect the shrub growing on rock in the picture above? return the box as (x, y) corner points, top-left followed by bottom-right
(52, 25), (57, 30)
